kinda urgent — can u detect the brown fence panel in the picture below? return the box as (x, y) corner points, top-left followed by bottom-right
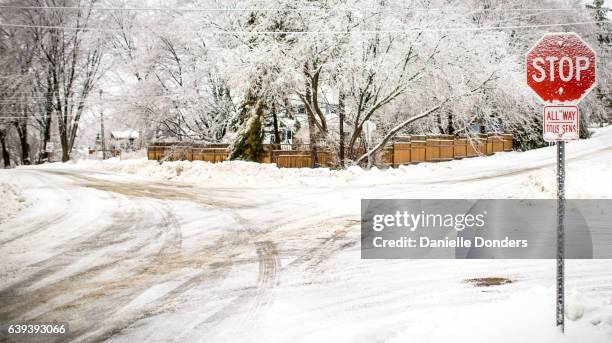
(167, 146), (193, 161)
(147, 146), (158, 160)
(155, 147), (164, 160)
(277, 154), (311, 168)
(276, 151), (331, 168)
(485, 140), (494, 155)
(212, 149), (228, 163)
(152, 145), (165, 161)
(147, 145), (192, 161)
(466, 142), (477, 157)
(425, 139), (440, 162)
(192, 148), (203, 161)
(425, 138), (455, 162)
(317, 151), (330, 167)
(466, 138), (486, 157)
(501, 134), (513, 151)
(439, 139), (454, 161)
(379, 147), (394, 167)
(488, 136), (504, 153)
(393, 142), (411, 167)
(272, 150), (303, 163)
(411, 140), (426, 163)
(454, 138), (467, 158)
(193, 148), (228, 163)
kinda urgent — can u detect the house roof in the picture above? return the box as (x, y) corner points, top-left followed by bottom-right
(111, 130), (139, 139)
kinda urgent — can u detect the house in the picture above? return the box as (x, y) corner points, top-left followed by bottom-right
(110, 130), (140, 151)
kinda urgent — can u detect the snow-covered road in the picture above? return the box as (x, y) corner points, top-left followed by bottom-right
(1, 128), (612, 342)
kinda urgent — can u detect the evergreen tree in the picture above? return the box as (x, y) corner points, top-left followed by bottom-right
(229, 93), (266, 161)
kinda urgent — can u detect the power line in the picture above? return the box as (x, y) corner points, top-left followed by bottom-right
(0, 20), (607, 34)
(0, 5), (599, 13)
(0, 94), (214, 104)
(0, 116), (34, 119)
(0, 92), (198, 102)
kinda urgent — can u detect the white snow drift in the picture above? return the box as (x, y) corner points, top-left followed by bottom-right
(0, 182), (28, 225)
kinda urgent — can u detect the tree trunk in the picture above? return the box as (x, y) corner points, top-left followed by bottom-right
(61, 143), (70, 162)
(338, 90), (345, 167)
(271, 101), (281, 144)
(0, 130), (10, 168)
(437, 112), (444, 133)
(14, 121), (30, 165)
(39, 117), (51, 163)
(59, 119), (70, 162)
(100, 111), (107, 159)
(447, 112), (455, 135)
(303, 81), (319, 146)
(347, 124), (360, 159)
(38, 76), (54, 163)
(355, 101), (447, 164)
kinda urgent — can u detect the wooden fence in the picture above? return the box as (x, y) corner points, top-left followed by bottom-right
(387, 134), (512, 167)
(147, 133), (513, 168)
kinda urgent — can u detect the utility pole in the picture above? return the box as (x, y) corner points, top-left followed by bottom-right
(339, 91), (345, 168)
(99, 89), (107, 160)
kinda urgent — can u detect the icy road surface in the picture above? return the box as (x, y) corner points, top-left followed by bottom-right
(1, 128), (612, 342)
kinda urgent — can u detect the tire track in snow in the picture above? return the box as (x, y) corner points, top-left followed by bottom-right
(65, 182), (275, 342)
(0, 199), (160, 326)
(166, 207), (280, 342)
(286, 219), (359, 273)
(0, 170), (194, 343)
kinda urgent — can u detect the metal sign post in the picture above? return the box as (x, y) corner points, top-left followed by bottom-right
(556, 141), (565, 332)
(526, 32), (597, 332)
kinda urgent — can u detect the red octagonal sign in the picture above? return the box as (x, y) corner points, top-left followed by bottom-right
(526, 32), (597, 104)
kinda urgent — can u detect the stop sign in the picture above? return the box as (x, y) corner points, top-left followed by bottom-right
(526, 32), (597, 104)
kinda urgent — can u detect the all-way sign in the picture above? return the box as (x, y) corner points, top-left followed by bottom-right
(543, 106), (579, 142)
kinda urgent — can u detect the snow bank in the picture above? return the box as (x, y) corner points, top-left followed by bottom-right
(516, 148), (612, 198)
(68, 157), (425, 188)
(70, 155), (515, 189)
(0, 183), (28, 224)
(386, 287), (612, 343)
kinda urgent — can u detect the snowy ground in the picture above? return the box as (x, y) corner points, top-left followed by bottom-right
(0, 182), (29, 225)
(1, 126), (612, 342)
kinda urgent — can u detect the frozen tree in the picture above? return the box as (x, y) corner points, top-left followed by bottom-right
(107, 6), (238, 144)
(0, 25), (34, 165)
(16, 1), (107, 161)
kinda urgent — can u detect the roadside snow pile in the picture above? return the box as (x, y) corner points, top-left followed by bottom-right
(71, 157), (454, 188)
(516, 148), (612, 198)
(387, 287), (612, 343)
(0, 183), (28, 224)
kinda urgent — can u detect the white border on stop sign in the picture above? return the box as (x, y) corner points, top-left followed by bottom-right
(525, 32), (598, 105)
